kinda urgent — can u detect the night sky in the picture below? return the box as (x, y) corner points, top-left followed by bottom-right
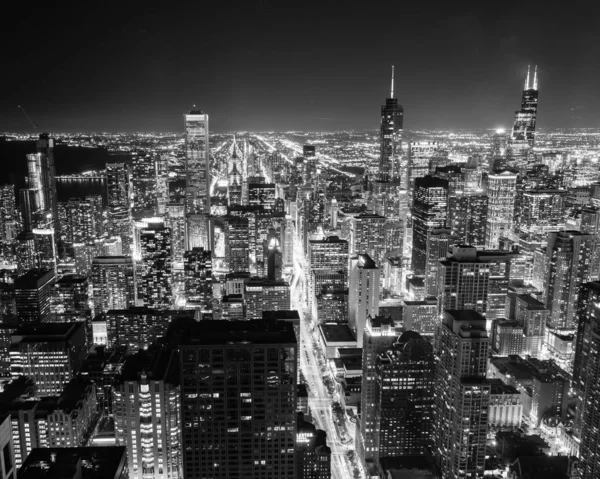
(1, 2), (599, 133)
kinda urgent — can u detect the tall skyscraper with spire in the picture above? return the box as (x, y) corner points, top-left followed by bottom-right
(510, 65), (539, 159)
(378, 66), (404, 182)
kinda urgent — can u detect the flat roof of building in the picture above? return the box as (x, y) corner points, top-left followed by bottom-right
(170, 318), (297, 346)
(19, 447), (127, 479)
(319, 323), (356, 344)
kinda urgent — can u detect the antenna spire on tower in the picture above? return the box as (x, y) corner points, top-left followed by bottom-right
(525, 65), (531, 90)
(533, 65), (538, 90)
(390, 65), (395, 99)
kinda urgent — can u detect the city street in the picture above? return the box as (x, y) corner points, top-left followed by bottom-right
(291, 231), (363, 479)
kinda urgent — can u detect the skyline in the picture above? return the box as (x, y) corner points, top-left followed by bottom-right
(1, 4), (599, 132)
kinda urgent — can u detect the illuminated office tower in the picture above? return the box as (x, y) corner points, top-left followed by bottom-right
(378, 66), (403, 182)
(184, 110), (210, 216)
(308, 236), (348, 272)
(14, 268), (55, 323)
(106, 162), (132, 254)
(372, 332), (435, 461)
(249, 183), (277, 211)
(484, 170), (517, 249)
(105, 308), (174, 352)
(350, 213), (386, 264)
(177, 319), (297, 479)
(433, 310), (490, 479)
(448, 194), (488, 247)
(310, 270), (347, 320)
(15, 231), (36, 273)
(437, 246), (513, 326)
(296, 413), (331, 479)
(186, 213), (210, 251)
(225, 215), (250, 273)
(155, 154), (169, 215)
(357, 315), (401, 468)
(516, 189), (565, 247)
(573, 282), (600, 478)
(510, 65), (539, 158)
(167, 203), (186, 263)
(32, 228), (57, 272)
(283, 216), (294, 268)
(10, 322), (86, 395)
(132, 155), (158, 213)
(514, 293), (547, 357)
(408, 141), (440, 188)
(61, 199), (95, 245)
(544, 231), (595, 329)
(308, 236), (349, 313)
(91, 256), (135, 314)
(574, 282), (600, 400)
(245, 279), (290, 320)
(411, 176), (448, 276)
(51, 275), (88, 322)
(25, 134), (58, 231)
(183, 247), (212, 312)
(19, 188), (36, 232)
(139, 222), (173, 309)
(581, 206), (600, 279)
(349, 254), (380, 347)
(113, 349), (181, 479)
(0, 185), (18, 257)
(424, 227), (452, 298)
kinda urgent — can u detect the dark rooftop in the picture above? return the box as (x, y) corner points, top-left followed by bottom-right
(169, 318), (297, 346)
(15, 269), (54, 289)
(319, 323), (356, 343)
(19, 447), (127, 479)
(12, 322), (83, 342)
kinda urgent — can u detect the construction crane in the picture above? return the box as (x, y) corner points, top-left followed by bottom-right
(17, 105), (39, 131)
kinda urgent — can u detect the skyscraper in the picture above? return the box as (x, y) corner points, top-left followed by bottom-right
(373, 331), (435, 460)
(183, 247), (212, 312)
(510, 65), (539, 158)
(544, 230), (595, 329)
(10, 322), (87, 395)
(184, 110), (210, 216)
(349, 254), (380, 347)
(91, 256), (135, 314)
(484, 170), (517, 249)
(350, 213), (386, 265)
(176, 319), (297, 479)
(433, 310), (490, 479)
(569, 282), (600, 478)
(14, 268), (55, 323)
(357, 315), (401, 469)
(437, 246), (513, 326)
(411, 176), (448, 276)
(378, 66), (404, 182)
(139, 221), (173, 309)
(25, 134), (58, 231)
(113, 348), (182, 479)
(106, 162), (132, 255)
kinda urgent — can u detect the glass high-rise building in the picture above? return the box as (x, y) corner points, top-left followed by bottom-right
(184, 110), (210, 216)
(373, 331), (435, 460)
(411, 176), (448, 276)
